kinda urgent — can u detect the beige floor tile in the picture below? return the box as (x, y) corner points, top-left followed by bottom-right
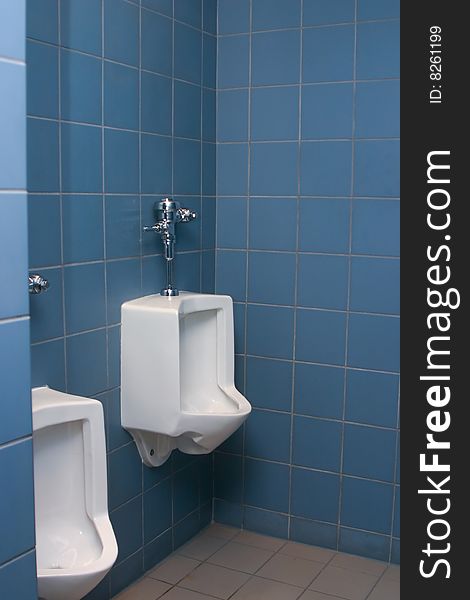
(280, 541), (336, 564)
(233, 530), (286, 551)
(207, 541), (273, 574)
(382, 565), (400, 582)
(368, 577), (400, 600)
(160, 588), (215, 600)
(114, 577), (171, 600)
(179, 562), (250, 599)
(178, 533), (228, 561)
(330, 553), (387, 576)
(230, 576), (304, 600)
(149, 555), (201, 584)
(257, 553), (323, 588)
(298, 591), (345, 600)
(203, 523), (239, 540)
(309, 565), (379, 600)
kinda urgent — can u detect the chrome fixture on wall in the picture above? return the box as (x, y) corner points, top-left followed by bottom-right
(143, 198), (197, 296)
(28, 274), (49, 294)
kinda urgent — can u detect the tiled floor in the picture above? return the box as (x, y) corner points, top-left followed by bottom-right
(113, 525), (400, 600)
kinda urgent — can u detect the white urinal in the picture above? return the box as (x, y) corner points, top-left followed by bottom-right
(121, 292), (251, 466)
(32, 387), (118, 600)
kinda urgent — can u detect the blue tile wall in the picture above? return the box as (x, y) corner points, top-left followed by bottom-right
(0, 0), (36, 593)
(26, 0), (217, 597)
(214, 1), (400, 563)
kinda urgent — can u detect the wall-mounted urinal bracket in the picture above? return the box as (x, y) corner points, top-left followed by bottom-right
(143, 198), (197, 296)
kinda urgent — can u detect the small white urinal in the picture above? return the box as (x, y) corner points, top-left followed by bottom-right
(32, 386), (118, 600)
(121, 292), (251, 466)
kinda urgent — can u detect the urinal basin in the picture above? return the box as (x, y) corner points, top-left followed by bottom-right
(33, 387), (118, 600)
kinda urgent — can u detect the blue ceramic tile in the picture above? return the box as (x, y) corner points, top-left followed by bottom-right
(110, 551), (143, 597)
(201, 251), (216, 293)
(251, 86), (299, 141)
(357, 21), (400, 79)
(249, 198), (297, 251)
(108, 442), (142, 511)
(301, 141), (352, 196)
(173, 139), (201, 195)
(244, 458), (289, 512)
(215, 251), (246, 301)
(298, 254), (349, 310)
(299, 199), (350, 253)
(395, 432), (400, 483)
(174, 81), (201, 140)
(341, 477), (393, 534)
(295, 309), (346, 365)
(0, 319), (31, 445)
(233, 303), (246, 355)
(27, 118), (59, 192)
(219, 426), (244, 454)
(290, 517), (338, 549)
(144, 459), (171, 491)
(107, 325), (121, 388)
(175, 252), (201, 292)
(143, 480), (172, 542)
(203, 0), (217, 34)
(141, 71), (172, 135)
(173, 513), (201, 548)
(141, 134), (172, 194)
(0, 64), (24, 185)
(218, 90), (249, 142)
(142, 0), (172, 17)
(246, 304), (294, 360)
(252, 30), (300, 86)
(62, 195), (104, 263)
(356, 81), (400, 138)
(0, 552), (37, 599)
(202, 90), (216, 141)
(111, 496), (142, 561)
(244, 507), (288, 539)
(350, 257), (400, 314)
(343, 424), (396, 481)
(213, 499), (243, 527)
(391, 539), (400, 564)
(358, 0), (400, 20)
(248, 252), (296, 305)
(173, 467), (199, 522)
(302, 83), (353, 139)
(202, 142), (216, 195)
(250, 142), (298, 196)
(393, 486), (400, 538)
(352, 200), (400, 256)
(66, 329), (107, 396)
(27, 41), (59, 119)
(294, 363), (344, 419)
(235, 354), (245, 393)
(175, 0), (201, 29)
(29, 268), (64, 342)
(104, 62), (138, 129)
(217, 198), (247, 248)
(217, 144), (248, 196)
(253, 0), (301, 30)
(174, 22), (201, 84)
(339, 528), (390, 561)
(303, 25), (354, 82)
(61, 49), (101, 125)
(106, 388), (132, 451)
(293, 416), (342, 471)
(348, 313), (399, 372)
(141, 8), (173, 75)
(27, 0), (58, 44)
(104, 0), (139, 66)
(106, 258), (141, 325)
(345, 369), (399, 428)
(30, 339), (66, 390)
(105, 195), (140, 258)
(245, 409), (291, 462)
(203, 33), (216, 88)
(0, 439), (35, 564)
(142, 255), (167, 295)
(303, 0), (355, 25)
(355, 140), (400, 197)
(214, 453), (243, 503)
(175, 196), (201, 251)
(61, 0), (102, 55)
(61, 123), (102, 192)
(28, 195), (61, 268)
(64, 263), (106, 333)
(202, 197), (216, 248)
(104, 129), (139, 193)
(246, 356), (292, 411)
(217, 35), (250, 89)
(291, 468), (340, 523)
(218, 0), (250, 34)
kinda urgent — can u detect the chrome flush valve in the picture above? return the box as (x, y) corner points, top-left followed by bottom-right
(143, 198), (198, 296)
